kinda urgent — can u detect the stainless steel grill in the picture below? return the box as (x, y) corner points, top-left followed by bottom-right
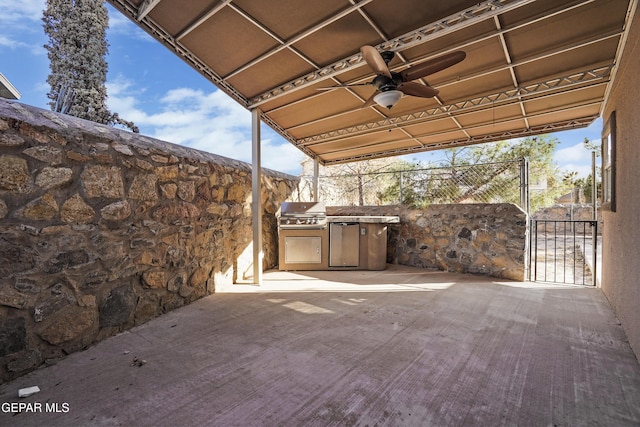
(277, 202), (327, 229)
(278, 202), (329, 270)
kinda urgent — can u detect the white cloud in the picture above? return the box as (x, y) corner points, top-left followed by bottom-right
(259, 136), (306, 173)
(0, 0), (46, 23)
(0, 34), (24, 49)
(555, 141), (599, 178)
(106, 4), (157, 43)
(106, 77), (303, 174)
(0, 0), (48, 55)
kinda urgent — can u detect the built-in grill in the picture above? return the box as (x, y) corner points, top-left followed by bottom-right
(277, 202), (329, 270)
(277, 202), (327, 229)
(277, 202), (399, 271)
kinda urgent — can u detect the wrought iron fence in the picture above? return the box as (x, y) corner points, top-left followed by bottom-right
(529, 219), (598, 286)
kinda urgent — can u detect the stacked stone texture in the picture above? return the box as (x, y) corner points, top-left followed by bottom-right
(0, 100), (298, 383)
(0, 98), (530, 384)
(532, 204), (602, 234)
(327, 204), (527, 281)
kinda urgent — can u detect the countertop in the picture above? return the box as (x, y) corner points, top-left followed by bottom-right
(326, 215), (400, 224)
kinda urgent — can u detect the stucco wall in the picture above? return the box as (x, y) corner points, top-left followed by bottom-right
(0, 99), (299, 383)
(601, 7), (640, 360)
(327, 204), (527, 281)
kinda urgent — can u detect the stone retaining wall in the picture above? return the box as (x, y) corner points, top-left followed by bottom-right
(0, 100), (299, 383)
(532, 204), (603, 234)
(327, 204), (527, 281)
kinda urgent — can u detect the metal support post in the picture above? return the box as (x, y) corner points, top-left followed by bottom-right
(251, 109), (263, 285)
(592, 220), (598, 287)
(592, 151), (597, 221)
(520, 157), (530, 214)
(313, 158), (319, 202)
(591, 151), (598, 287)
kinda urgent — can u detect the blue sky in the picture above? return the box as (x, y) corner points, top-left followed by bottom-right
(1, 1), (601, 177)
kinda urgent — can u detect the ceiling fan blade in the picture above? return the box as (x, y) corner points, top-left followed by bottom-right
(360, 90), (380, 109)
(360, 45), (392, 78)
(400, 51), (466, 82)
(399, 82), (439, 98)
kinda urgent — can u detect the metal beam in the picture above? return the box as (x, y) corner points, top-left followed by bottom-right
(175, 0), (232, 41)
(319, 115), (599, 165)
(494, 15), (530, 130)
(316, 99), (602, 157)
(272, 21), (621, 122)
(251, 0), (601, 111)
(251, 108), (263, 285)
(248, 0), (537, 108)
(137, 0), (162, 21)
(107, 0), (249, 108)
(224, 0), (375, 80)
(298, 64), (613, 146)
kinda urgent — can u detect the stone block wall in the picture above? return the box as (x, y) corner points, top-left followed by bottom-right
(0, 100), (298, 383)
(532, 204), (602, 234)
(327, 204), (527, 281)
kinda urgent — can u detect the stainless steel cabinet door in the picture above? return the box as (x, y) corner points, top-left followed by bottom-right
(329, 223), (359, 267)
(284, 236), (322, 264)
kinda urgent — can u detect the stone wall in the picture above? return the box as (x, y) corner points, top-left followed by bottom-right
(0, 99), (299, 383)
(327, 204), (527, 281)
(532, 204), (602, 234)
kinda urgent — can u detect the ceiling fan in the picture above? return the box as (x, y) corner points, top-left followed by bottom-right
(322, 46), (466, 110)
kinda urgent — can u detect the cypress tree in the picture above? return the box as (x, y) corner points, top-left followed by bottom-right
(43, 0), (137, 132)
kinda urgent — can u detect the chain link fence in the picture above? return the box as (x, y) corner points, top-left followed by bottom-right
(301, 159), (529, 209)
(298, 157), (594, 215)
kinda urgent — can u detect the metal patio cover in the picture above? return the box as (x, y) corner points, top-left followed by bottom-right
(107, 0), (634, 166)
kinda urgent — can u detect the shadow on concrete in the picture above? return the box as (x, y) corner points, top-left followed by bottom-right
(1, 265), (639, 426)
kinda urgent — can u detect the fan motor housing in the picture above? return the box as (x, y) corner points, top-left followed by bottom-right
(380, 50), (395, 63)
(373, 73), (403, 92)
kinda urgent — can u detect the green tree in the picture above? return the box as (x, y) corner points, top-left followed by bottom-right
(562, 171), (580, 203)
(378, 135), (564, 211)
(318, 135), (567, 210)
(43, 0), (137, 132)
(583, 136), (601, 154)
(319, 158), (401, 206)
(375, 160), (422, 205)
(573, 137), (601, 202)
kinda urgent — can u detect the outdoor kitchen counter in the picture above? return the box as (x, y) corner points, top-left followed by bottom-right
(326, 215), (400, 224)
(326, 216), (399, 270)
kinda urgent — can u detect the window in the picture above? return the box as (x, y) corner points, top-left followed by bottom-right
(602, 111), (616, 212)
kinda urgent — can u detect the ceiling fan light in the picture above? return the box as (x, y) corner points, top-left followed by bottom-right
(374, 90), (403, 109)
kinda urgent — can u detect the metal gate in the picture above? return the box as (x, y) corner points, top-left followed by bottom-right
(529, 220), (598, 286)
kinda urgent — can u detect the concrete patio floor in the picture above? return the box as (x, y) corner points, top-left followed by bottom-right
(1, 265), (639, 426)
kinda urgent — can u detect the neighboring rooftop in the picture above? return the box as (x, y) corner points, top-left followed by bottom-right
(0, 73), (21, 100)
